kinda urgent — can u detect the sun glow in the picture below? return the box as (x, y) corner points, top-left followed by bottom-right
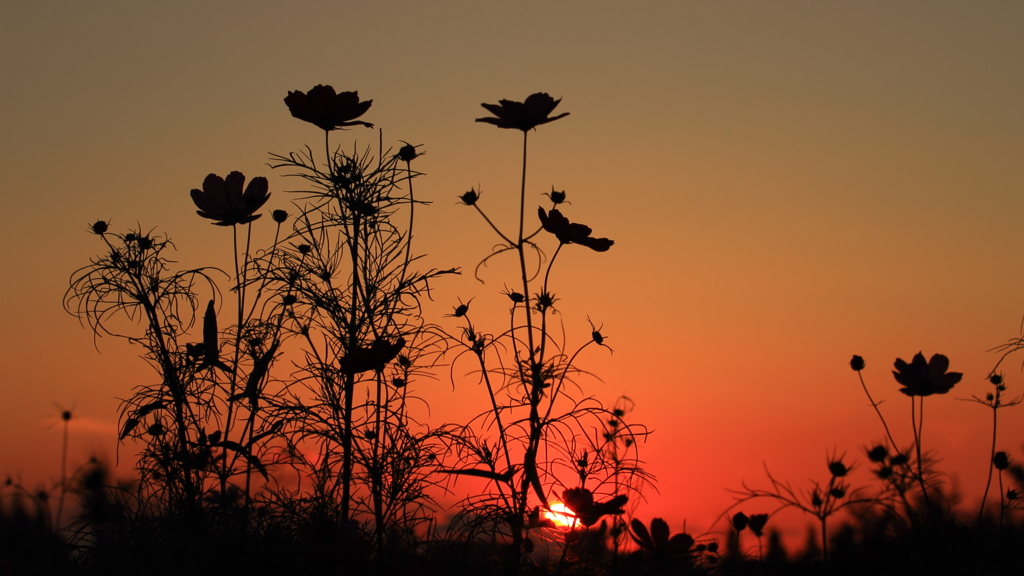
(544, 502), (577, 528)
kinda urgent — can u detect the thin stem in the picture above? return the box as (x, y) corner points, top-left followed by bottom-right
(998, 469), (1006, 529)
(473, 205), (515, 246)
(54, 417), (69, 532)
(401, 159), (415, 280)
(857, 371), (900, 451)
(978, 402), (998, 525)
(911, 397), (932, 512)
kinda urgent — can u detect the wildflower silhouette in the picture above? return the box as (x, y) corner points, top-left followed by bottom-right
(891, 352), (961, 514)
(964, 373), (1023, 525)
(190, 171), (270, 226)
(893, 352), (962, 396)
(476, 92), (569, 131)
(562, 487), (628, 527)
(538, 207), (614, 252)
(284, 84), (374, 131)
(629, 517), (696, 561)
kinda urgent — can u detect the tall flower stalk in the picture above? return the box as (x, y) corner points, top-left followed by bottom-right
(267, 85), (455, 556)
(446, 93), (648, 572)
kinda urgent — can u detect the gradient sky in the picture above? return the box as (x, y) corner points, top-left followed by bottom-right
(3, 0), (1023, 543)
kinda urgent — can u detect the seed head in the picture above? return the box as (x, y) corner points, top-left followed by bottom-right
(850, 355), (865, 371)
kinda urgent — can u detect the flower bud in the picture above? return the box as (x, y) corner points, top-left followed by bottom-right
(850, 355), (865, 371)
(298, 244), (311, 254)
(397, 143), (419, 162)
(90, 220), (109, 235)
(282, 294), (298, 306)
(828, 460), (848, 477)
(549, 189), (566, 204)
(994, 451), (1010, 470)
(830, 486), (846, 499)
(459, 189), (479, 206)
(748, 514), (769, 537)
(867, 445), (888, 463)
(990, 374), (1003, 386)
(272, 210), (288, 223)
(731, 512), (749, 531)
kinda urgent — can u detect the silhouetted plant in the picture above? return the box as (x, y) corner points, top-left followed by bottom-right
(263, 85), (456, 557)
(442, 93), (650, 573)
(629, 516), (700, 573)
(851, 352), (963, 521)
(962, 373), (1023, 526)
(64, 84), (458, 568)
(732, 455), (876, 571)
(65, 226), (219, 514)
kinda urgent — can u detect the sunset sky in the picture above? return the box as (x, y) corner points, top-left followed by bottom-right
(2, 1), (1023, 543)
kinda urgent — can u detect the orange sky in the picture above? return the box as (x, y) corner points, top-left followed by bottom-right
(2, 1), (1024, 545)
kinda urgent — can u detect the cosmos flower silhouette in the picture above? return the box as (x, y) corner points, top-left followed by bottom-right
(562, 487), (628, 527)
(538, 208), (614, 252)
(190, 172), (270, 226)
(284, 85), (374, 131)
(476, 93), (569, 131)
(892, 352), (962, 397)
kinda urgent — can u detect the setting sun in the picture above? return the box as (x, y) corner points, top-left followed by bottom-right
(544, 502), (578, 528)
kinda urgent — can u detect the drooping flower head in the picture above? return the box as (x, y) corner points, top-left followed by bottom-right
(284, 85), (373, 131)
(892, 352), (962, 397)
(190, 172), (270, 226)
(538, 207), (614, 252)
(562, 487), (628, 527)
(476, 93), (569, 131)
